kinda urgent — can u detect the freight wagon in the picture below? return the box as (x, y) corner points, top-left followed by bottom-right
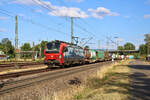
(84, 49), (111, 63)
(90, 49), (105, 62)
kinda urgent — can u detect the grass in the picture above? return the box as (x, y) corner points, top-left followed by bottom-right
(0, 65), (47, 75)
(54, 60), (130, 100)
(0, 60), (131, 100)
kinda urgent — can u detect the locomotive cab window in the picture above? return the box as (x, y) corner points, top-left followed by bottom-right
(46, 42), (60, 53)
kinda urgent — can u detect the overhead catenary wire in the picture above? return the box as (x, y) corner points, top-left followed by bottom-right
(54, 0), (100, 38)
(32, 0), (97, 37)
(0, 10), (14, 17)
(78, 18), (118, 49)
(17, 0), (67, 28)
(32, 0), (101, 47)
(0, 8), (70, 36)
(38, 0), (121, 49)
(0, 0), (116, 49)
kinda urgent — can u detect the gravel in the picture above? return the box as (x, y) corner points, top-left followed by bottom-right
(0, 62), (114, 100)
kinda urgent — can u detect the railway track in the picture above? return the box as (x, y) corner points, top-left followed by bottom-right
(0, 62), (45, 72)
(0, 61), (110, 80)
(0, 61), (115, 95)
(0, 62), (44, 67)
(0, 68), (50, 80)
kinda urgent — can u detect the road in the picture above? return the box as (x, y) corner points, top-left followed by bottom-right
(129, 60), (150, 100)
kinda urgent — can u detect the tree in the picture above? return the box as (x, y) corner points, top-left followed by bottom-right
(33, 44), (40, 51)
(124, 42), (135, 50)
(1, 38), (15, 57)
(21, 43), (31, 51)
(40, 41), (48, 57)
(31, 41), (48, 58)
(144, 34), (150, 55)
(117, 46), (124, 50)
(21, 43), (32, 58)
(144, 34), (150, 43)
(84, 45), (89, 49)
(139, 44), (147, 54)
(0, 43), (3, 51)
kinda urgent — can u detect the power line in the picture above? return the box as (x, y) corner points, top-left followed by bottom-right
(56, 0), (107, 41)
(0, 9), (14, 17)
(53, 0), (99, 46)
(32, 0), (97, 38)
(16, 0), (66, 28)
(1, 0), (108, 48)
(79, 18), (97, 35)
(54, 0), (97, 38)
(31, 0), (96, 45)
(32, 0), (54, 11)
(0, 8), (69, 35)
(79, 18), (115, 48)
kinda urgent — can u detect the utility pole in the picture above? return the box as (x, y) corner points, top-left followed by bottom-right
(32, 42), (35, 61)
(114, 36), (118, 50)
(39, 40), (42, 59)
(71, 17), (74, 44)
(106, 37), (109, 51)
(70, 17), (79, 44)
(15, 15), (19, 61)
(98, 40), (100, 50)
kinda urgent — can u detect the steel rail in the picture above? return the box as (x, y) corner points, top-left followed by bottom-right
(0, 62), (44, 67)
(0, 61), (114, 95)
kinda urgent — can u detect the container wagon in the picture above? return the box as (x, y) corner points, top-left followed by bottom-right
(84, 49), (105, 63)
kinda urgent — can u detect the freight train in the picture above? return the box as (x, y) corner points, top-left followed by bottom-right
(44, 40), (112, 67)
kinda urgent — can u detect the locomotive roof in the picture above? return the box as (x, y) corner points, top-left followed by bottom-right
(49, 40), (83, 49)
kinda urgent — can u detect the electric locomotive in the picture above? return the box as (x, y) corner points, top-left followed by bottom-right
(44, 40), (84, 67)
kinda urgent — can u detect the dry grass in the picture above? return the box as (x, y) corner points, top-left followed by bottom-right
(0, 61), (130, 100)
(53, 60), (130, 100)
(83, 61), (130, 100)
(0, 65), (47, 75)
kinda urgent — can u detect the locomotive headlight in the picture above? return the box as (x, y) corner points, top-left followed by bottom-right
(59, 55), (62, 59)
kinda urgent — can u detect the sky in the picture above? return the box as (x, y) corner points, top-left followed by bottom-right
(0, 0), (150, 50)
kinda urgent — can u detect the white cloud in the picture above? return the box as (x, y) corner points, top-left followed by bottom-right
(144, 14), (150, 19)
(11, 0), (36, 5)
(11, 0), (88, 18)
(0, 16), (9, 20)
(12, 1), (119, 19)
(11, 0), (51, 6)
(48, 6), (88, 18)
(88, 7), (119, 19)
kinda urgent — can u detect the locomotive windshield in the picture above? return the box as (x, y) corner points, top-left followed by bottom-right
(46, 42), (60, 53)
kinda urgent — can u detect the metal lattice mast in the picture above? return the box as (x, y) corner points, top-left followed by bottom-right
(15, 15), (19, 61)
(98, 40), (100, 50)
(71, 17), (74, 44)
(15, 16), (18, 50)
